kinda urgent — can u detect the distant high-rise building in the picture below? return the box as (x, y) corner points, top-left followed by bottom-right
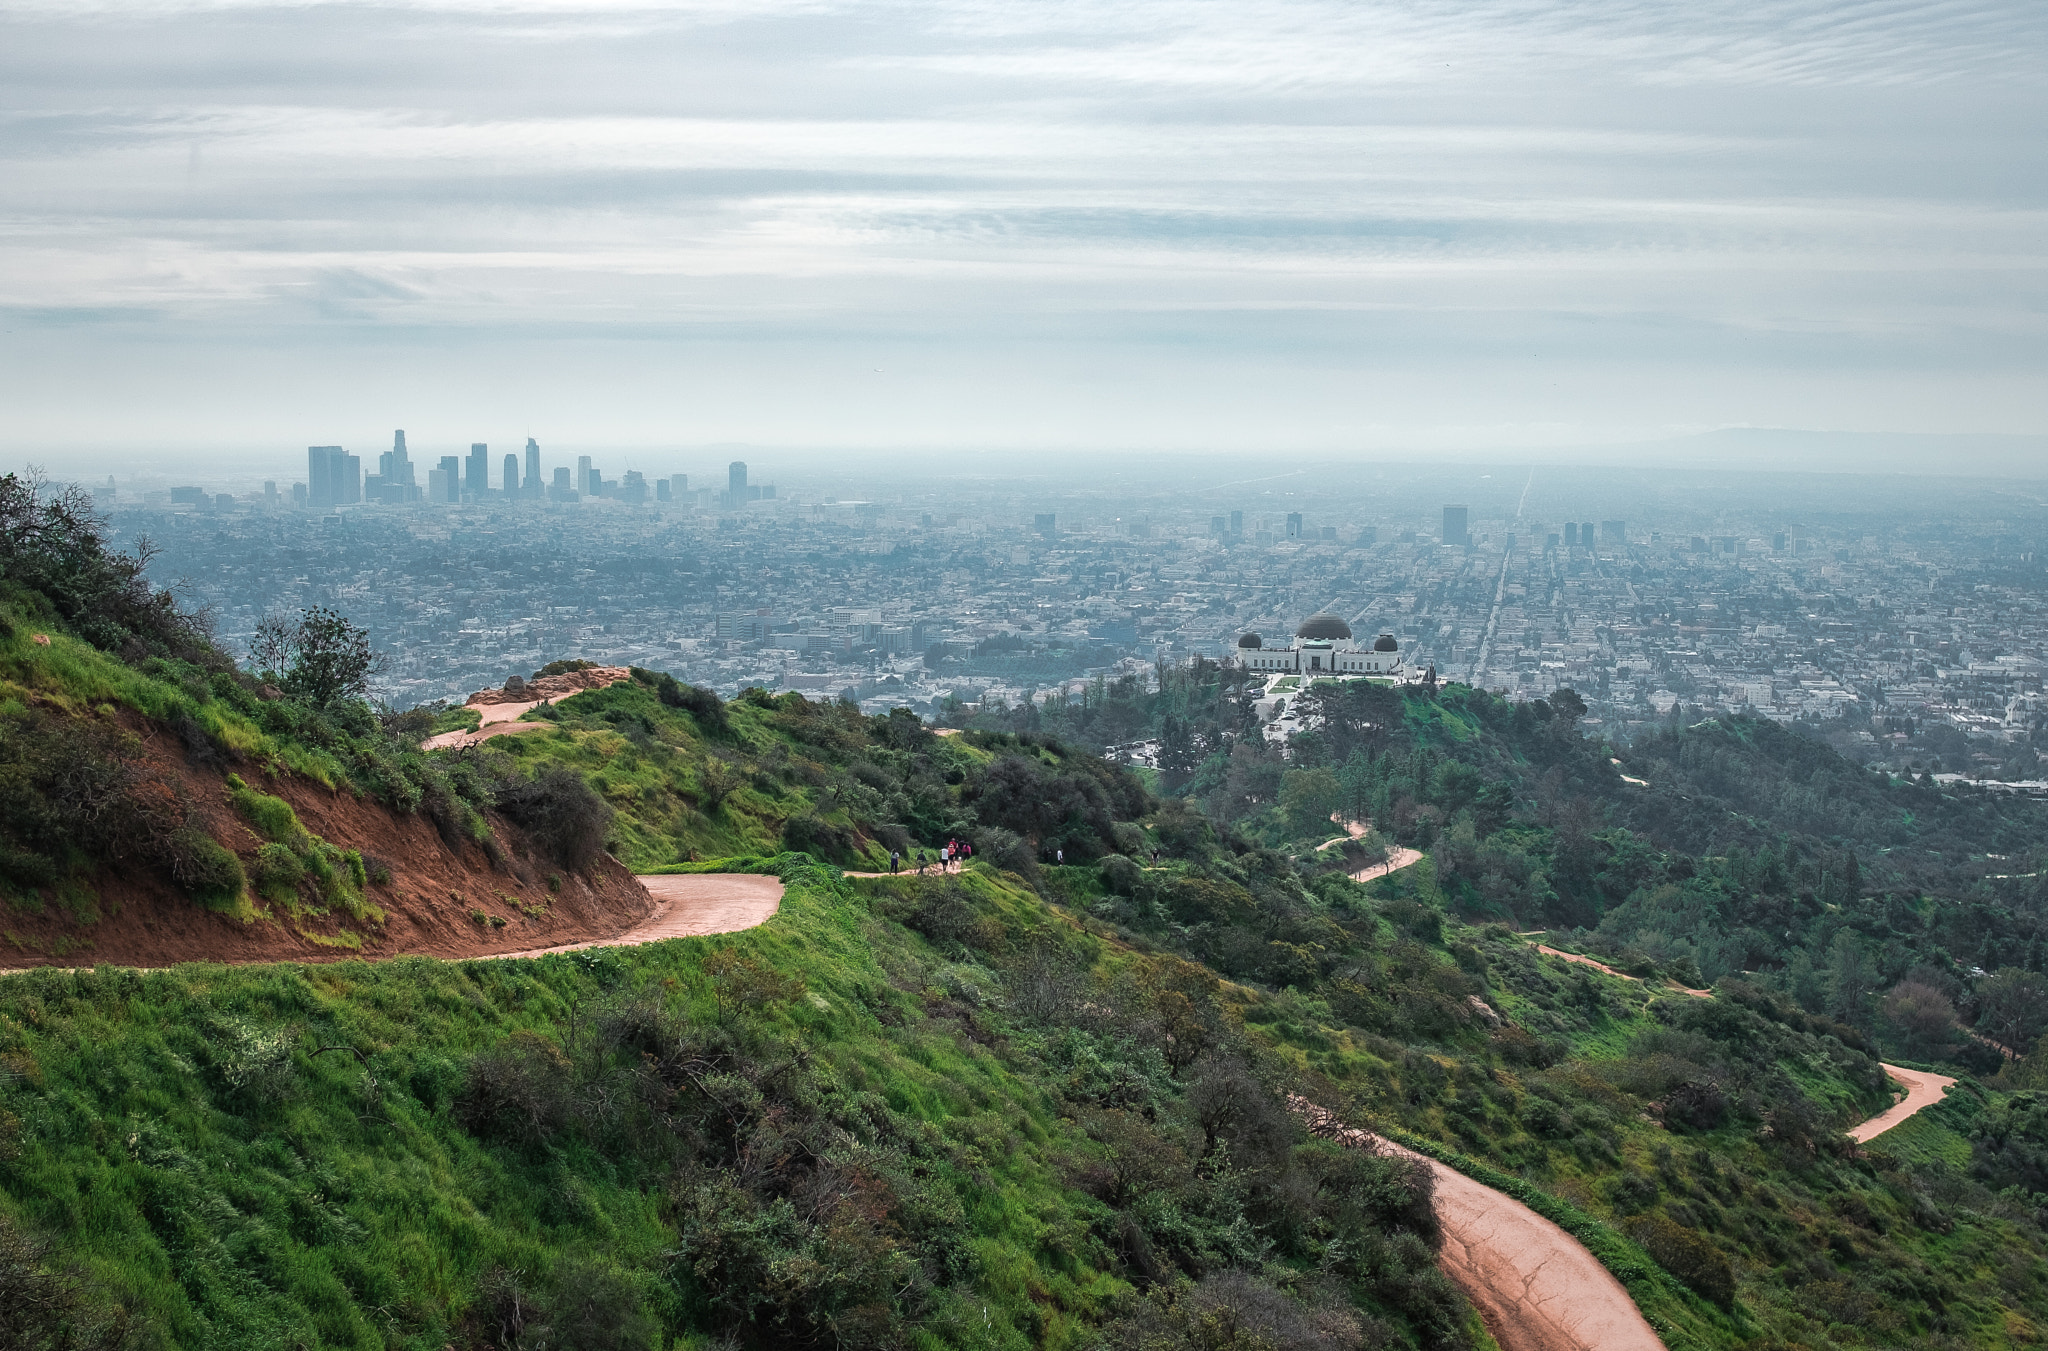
(525, 439), (541, 497)
(1580, 521), (1595, 548)
(1285, 513), (1303, 539)
(1442, 505), (1469, 547)
(426, 467), (448, 502)
(437, 455), (461, 503)
(577, 455), (594, 496)
(307, 446), (344, 508)
(1546, 532), (1561, 550)
(1564, 522), (1578, 546)
(1210, 516), (1228, 536)
(262, 481), (277, 505)
(621, 471), (648, 505)
(552, 466), (574, 501)
(466, 443), (489, 498)
(1229, 510), (1243, 535)
(503, 453), (520, 498)
(656, 479), (672, 502)
(670, 473), (688, 502)
(291, 482), (307, 505)
(729, 461), (748, 496)
(1034, 513), (1056, 537)
(1772, 532), (1787, 552)
(170, 486), (206, 505)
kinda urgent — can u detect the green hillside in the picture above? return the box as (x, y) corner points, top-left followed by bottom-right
(6, 473), (2048, 1350)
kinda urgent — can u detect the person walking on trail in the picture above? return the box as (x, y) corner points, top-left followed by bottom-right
(1055, 848), (1064, 865)
(890, 850), (900, 875)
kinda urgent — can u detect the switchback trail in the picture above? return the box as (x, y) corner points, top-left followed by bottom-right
(488, 873), (785, 958)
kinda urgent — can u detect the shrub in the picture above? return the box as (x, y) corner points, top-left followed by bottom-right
(214, 1017), (297, 1101)
(457, 1030), (574, 1148)
(251, 841), (305, 904)
(782, 814), (855, 863)
(533, 659), (596, 679)
(1098, 853), (1143, 896)
(658, 676), (729, 735)
(226, 774), (303, 844)
(495, 767), (614, 872)
(166, 829), (248, 910)
(1623, 1213), (1735, 1308)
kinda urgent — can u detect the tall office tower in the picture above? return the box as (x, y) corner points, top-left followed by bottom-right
(1580, 521), (1595, 548)
(307, 446), (344, 508)
(670, 474), (688, 501)
(1442, 505), (1469, 547)
(621, 471), (648, 505)
(378, 431), (415, 489)
(1565, 522), (1578, 546)
(437, 455), (461, 503)
(262, 480), (277, 505)
(577, 455), (594, 496)
(1229, 510), (1243, 535)
(339, 452), (362, 505)
(1210, 516), (1228, 536)
(465, 443), (489, 498)
(553, 466), (573, 500)
(656, 479), (671, 502)
(1285, 512), (1303, 539)
(729, 461), (748, 496)
(525, 439), (541, 496)
(426, 467), (448, 502)
(503, 453), (520, 497)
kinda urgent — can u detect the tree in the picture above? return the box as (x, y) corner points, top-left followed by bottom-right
(1827, 930), (1878, 1030)
(1976, 968), (2048, 1054)
(251, 606), (382, 708)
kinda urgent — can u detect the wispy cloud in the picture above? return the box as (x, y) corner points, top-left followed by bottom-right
(0, 0), (2041, 452)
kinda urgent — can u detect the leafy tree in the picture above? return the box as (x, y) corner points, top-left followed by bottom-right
(1977, 967), (2048, 1053)
(251, 605), (382, 708)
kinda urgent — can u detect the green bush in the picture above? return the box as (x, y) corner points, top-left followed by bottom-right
(1623, 1213), (1735, 1309)
(251, 841), (305, 903)
(226, 773), (302, 844)
(495, 767), (614, 872)
(166, 828), (247, 910)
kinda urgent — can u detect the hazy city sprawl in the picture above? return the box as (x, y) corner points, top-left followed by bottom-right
(95, 439), (2048, 782)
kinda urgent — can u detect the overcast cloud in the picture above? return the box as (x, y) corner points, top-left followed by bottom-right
(1, 0), (2043, 464)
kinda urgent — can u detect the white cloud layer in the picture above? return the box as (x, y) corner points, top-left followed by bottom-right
(1, 0), (2043, 457)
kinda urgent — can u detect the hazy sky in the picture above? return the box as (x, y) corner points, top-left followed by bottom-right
(2, 0), (2044, 464)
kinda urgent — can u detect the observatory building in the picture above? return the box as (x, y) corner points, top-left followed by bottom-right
(1234, 613), (1403, 677)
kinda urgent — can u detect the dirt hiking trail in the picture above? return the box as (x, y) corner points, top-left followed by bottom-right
(485, 874), (784, 959)
(421, 666), (632, 750)
(1315, 816), (1426, 883)
(1295, 1098), (1663, 1351)
(1852, 1065), (1958, 1143)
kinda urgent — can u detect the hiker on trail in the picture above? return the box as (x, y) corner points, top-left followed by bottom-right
(890, 850), (900, 875)
(1150, 847), (1159, 866)
(1055, 848), (1064, 865)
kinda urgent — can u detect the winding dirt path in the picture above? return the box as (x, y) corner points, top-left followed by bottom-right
(1295, 1099), (1662, 1351)
(1316, 816), (1427, 883)
(421, 667), (632, 750)
(488, 874), (784, 959)
(1852, 1064), (1958, 1143)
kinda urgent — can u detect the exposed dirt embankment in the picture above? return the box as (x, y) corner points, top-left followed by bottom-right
(0, 751), (656, 970)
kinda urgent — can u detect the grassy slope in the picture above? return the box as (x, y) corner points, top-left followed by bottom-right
(0, 862), (1122, 1350)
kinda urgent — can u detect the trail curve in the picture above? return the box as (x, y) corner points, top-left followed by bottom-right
(489, 874), (783, 958)
(1295, 1099), (1663, 1351)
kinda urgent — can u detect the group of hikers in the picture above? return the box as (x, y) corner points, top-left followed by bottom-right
(888, 838), (972, 876)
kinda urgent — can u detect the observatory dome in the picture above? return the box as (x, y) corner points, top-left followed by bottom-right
(1295, 612), (1352, 641)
